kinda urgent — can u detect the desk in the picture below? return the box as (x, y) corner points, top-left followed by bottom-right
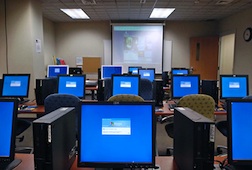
(14, 154), (177, 170)
(14, 154), (227, 170)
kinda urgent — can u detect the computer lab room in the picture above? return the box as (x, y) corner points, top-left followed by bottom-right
(1, 0), (252, 170)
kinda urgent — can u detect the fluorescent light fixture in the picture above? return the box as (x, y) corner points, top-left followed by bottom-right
(60, 9), (89, 19)
(150, 8), (175, 18)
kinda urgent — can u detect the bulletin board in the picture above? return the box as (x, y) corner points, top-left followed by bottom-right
(82, 57), (101, 73)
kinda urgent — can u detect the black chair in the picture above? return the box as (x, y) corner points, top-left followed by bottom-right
(44, 93), (81, 135)
(140, 78), (153, 100)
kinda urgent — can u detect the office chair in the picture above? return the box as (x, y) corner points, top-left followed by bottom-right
(108, 94), (144, 102)
(44, 93), (81, 136)
(216, 95), (252, 155)
(140, 78), (153, 100)
(15, 119), (33, 153)
(162, 94), (215, 155)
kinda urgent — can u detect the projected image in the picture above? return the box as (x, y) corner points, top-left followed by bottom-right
(102, 118), (131, 135)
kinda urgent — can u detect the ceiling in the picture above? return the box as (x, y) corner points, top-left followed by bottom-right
(41, 0), (252, 22)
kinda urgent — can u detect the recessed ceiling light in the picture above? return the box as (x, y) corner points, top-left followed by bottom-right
(150, 8), (175, 18)
(60, 9), (90, 19)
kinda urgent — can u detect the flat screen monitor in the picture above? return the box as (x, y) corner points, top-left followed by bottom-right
(69, 67), (83, 75)
(227, 99), (252, 168)
(47, 65), (69, 78)
(128, 66), (142, 74)
(171, 68), (189, 75)
(78, 102), (156, 169)
(57, 74), (86, 99)
(101, 65), (123, 79)
(112, 74), (140, 96)
(1, 74), (30, 98)
(220, 75), (249, 99)
(171, 74), (200, 99)
(0, 99), (18, 168)
(138, 68), (155, 82)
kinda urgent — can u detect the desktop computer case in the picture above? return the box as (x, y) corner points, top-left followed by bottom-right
(173, 107), (215, 170)
(33, 107), (76, 170)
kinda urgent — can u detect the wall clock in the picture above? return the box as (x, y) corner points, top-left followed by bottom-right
(243, 27), (252, 42)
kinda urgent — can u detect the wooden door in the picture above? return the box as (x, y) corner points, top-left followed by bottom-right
(190, 36), (219, 80)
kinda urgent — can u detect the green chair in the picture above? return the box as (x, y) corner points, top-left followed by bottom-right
(108, 94), (144, 102)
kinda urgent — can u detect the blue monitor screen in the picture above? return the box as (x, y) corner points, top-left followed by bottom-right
(78, 102), (155, 168)
(47, 65), (69, 78)
(101, 65), (123, 79)
(171, 75), (200, 99)
(2, 74), (30, 98)
(138, 68), (155, 82)
(128, 66), (141, 74)
(0, 99), (17, 162)
(57, 75), (86, 98)
(112, 75), (140, 96)
(228, 99), (252, 166)
(171, 69), (189, 75)
(220, 75), (249, 99)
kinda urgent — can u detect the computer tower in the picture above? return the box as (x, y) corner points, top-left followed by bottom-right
(201, 80), (218, 104)
(35, 78), (57, 105)
(97, 79), (104, 101)
(153, 80), (164, 106)
(33, 107), (76, 170)
(173, 107), (215, 170)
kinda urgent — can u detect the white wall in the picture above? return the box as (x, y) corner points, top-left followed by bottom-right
(0, 0), (7, 76)
(219, 7), (252, 94)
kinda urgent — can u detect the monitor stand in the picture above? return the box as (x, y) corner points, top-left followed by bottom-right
(18, 97), (29, 104)
(5, 159), (22, 170)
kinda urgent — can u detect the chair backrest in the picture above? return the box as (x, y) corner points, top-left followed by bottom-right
(140, 78), (153, 100)
(243, 95), (252, 99)
(44, 93), (80, 114)
(177, 94), (215, 120)
(104, 78), (112, 100)
(108, 94), (144, 102)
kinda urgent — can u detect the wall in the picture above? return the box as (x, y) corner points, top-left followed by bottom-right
(0, 0), (7, 76)
(219, 7), (252, 94)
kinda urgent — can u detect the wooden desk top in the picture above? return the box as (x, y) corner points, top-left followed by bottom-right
(14, 154), (178, 170)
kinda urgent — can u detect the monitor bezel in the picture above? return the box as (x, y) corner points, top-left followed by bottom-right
(1, 74), (30, 98)
(101, 65), (123, 79)
(227, 99), (252, 166)
(47, 65), (69, 78)
(57, 74), (86, 99)
(220, 74), (249, 100)
(128, 66), (142, 74)
(171, 67), (189, 75)
(77, 101), (156, 169)
(111, 74), (140, 96)
(138, 68), (155, 82)
(0, 98), (18, 164)
(171, 74), (200, 99)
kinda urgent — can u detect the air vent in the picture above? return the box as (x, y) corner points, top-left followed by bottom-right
(81, 0), (96, 5)
(216, 0), (234, 5)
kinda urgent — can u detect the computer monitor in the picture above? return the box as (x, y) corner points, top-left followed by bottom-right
(171, 74), (200, 99)
(69, 67), (83, 75)
(227, 99), (252, 168)
(57, 74), (86, 99)
(1, 74), (30, 99)
(47, 65), (69, 78)
(138, 68), (155, 82)
(101, 65), (123, 79)
(112, 74), (140, 96)
(78, 102), (156, 169)
(0, 99), (18, 169)
(171, 68), (189, 75)
(128, 66), (142, 74)
(220, 75), (249, 99)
